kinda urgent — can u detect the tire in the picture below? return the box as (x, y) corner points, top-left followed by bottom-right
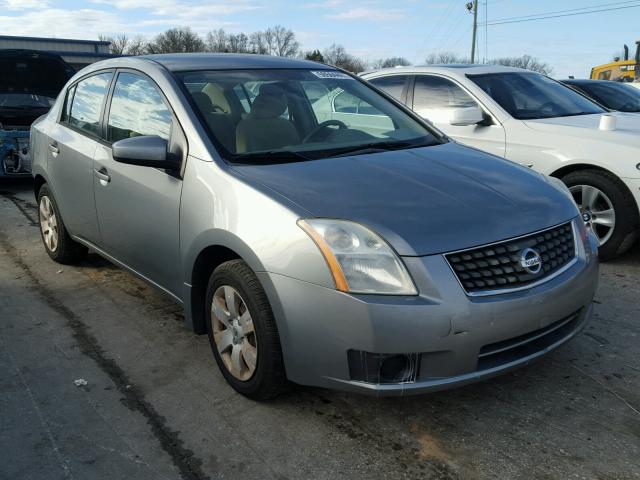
(37, 184), (88, 264)
(206, 259), (287, 400)
(562, 169), (639, 260)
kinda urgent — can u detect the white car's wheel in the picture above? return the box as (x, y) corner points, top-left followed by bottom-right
(562, 170), (639, 260)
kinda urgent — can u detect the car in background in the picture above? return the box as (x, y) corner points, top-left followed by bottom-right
(0, 49), (74, 177)
(562, 78), (640, 114)
(30, 54), (598, 398)
(363, 65), (640, 259)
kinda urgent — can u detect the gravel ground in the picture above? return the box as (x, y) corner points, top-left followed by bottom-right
(1, 178), (639, 480)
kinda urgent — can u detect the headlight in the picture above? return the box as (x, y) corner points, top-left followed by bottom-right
(298, 219), (417, 295)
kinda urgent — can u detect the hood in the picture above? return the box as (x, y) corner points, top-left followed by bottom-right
(523, 113), (640, 147)
(0, 50), (73, 128)
(233, 143), (578, 256)
(0, 49), (74, 94)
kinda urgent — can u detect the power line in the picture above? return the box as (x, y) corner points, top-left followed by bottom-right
(484, 0), (639, 22)
(480, 2), (640, 26)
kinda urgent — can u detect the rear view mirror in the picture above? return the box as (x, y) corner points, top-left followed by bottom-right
(112, 135), (179, 169)
(448, 107), (485, 126)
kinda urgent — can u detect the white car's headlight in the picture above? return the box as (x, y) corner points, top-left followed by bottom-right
(298, 219), (417, 295)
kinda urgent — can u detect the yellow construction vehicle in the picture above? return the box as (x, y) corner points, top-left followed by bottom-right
(591, 41), (639, 82)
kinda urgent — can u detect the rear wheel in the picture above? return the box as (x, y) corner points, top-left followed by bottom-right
(562, 169), (639, 260)
(206, 259), (287, 400)
(37, 184), (87, 264)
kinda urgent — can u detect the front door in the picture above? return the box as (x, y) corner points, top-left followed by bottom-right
(410, 74), (506, 158)
(93, 71), (183, 295)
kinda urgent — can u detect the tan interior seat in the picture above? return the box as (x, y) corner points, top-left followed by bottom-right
(235, 84), (300, 153)
(191, 91), (236, 152)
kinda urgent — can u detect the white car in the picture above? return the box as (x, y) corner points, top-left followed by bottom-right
(362, 65), (640, 259)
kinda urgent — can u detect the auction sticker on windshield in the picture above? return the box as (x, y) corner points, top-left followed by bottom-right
(311, 71), (353, 80)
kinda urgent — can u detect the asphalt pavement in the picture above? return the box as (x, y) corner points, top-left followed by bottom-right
(1, 178), (639, 480)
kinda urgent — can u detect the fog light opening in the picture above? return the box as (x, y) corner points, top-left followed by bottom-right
(348, 350), (420, 384)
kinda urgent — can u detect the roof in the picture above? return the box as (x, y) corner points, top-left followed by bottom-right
(139, 53), (329, 71)
(0, 35), (109, 46)
(362, 64), (530, 78)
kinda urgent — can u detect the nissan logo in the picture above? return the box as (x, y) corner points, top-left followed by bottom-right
(520, 248), (543, 274)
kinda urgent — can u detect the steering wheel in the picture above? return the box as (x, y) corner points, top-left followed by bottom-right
(303, 120), (348, 143)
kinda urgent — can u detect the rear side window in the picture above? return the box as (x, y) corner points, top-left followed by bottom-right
(60, 84), (76, 123)
(413, 75), (478, 111)
(368, 75), (408, 101)
(107, 72), (172, 142)
(68, 72), (112, 136)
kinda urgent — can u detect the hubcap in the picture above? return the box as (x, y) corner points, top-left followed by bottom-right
(569, 184), (615, 247)
(39, 196), (59, 253)
(211, 286), (257, 381)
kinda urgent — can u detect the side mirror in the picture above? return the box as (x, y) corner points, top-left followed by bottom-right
(448, 106), (485, 126)
(112, 135), (178, 169)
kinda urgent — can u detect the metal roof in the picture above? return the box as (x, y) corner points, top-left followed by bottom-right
(0, 35), (109, 46)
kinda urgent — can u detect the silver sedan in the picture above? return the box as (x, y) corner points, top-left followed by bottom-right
(30, 54), (599, 398)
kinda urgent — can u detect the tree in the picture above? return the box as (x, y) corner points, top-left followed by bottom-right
(99, 34), (129, 55)
(424, 52), (469, 64)
(372, 56), (411, 69)
(127, 36), (147, 56)
(492, 55), (553, 75)
(322, 44), (366, 73)
(206, 29), (229, 52)
(263, 25), (300, 57)
(147, 27), (205, 54)
(304, 49), (325, 63)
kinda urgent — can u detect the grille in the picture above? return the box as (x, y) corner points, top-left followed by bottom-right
(446, 222), (576, 294)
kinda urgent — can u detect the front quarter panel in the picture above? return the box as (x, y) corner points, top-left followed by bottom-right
(180, 156), (335, 290)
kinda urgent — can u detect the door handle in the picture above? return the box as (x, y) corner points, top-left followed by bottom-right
(94, 167), (111, 184)
(49, 142), (59, 156)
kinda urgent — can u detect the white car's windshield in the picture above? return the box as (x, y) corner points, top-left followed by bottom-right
(177, 69), (440, 163)
(469, 72), (605, 120)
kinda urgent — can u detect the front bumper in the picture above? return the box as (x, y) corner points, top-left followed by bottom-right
(258, 226), (599, 396)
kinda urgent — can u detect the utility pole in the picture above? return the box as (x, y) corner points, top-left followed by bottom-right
(468, 0), (479, 63)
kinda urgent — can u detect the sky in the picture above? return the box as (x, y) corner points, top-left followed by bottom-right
(0, 0), (638, 78)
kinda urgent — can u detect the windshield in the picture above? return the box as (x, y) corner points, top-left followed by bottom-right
(177, 69), (439, 163)
(0, 92), (55, 109)
(468, 72), (605, 120)
(574, 82), (640, 113)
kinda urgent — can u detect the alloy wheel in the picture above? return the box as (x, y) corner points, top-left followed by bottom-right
(569, 184), (616, 246)
(211, 285), (258, 381)
(39, 196), (59, 253)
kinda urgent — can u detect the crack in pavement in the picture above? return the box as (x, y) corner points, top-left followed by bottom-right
(0, 192), (212, 480)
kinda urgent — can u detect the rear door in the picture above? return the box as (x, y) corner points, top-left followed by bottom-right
(93, 70), (184, 295)
(47, 70), (113, 244)
(410, 74), (506, 157)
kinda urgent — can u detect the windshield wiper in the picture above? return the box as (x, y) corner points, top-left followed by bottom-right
(326, 139), (435, 158)
(231, 149), (315, 165)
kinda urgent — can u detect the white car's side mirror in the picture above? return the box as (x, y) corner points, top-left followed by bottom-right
(448, 107), (485, 126)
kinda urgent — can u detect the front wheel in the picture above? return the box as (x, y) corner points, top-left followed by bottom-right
(206, 260), (287, 400)
(562, 169), (639, 260)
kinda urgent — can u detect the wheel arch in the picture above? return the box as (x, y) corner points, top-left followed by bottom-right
(33, 174), (47, 200)
(188, 244), (243, 335)
(550, 163), (639, 218)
